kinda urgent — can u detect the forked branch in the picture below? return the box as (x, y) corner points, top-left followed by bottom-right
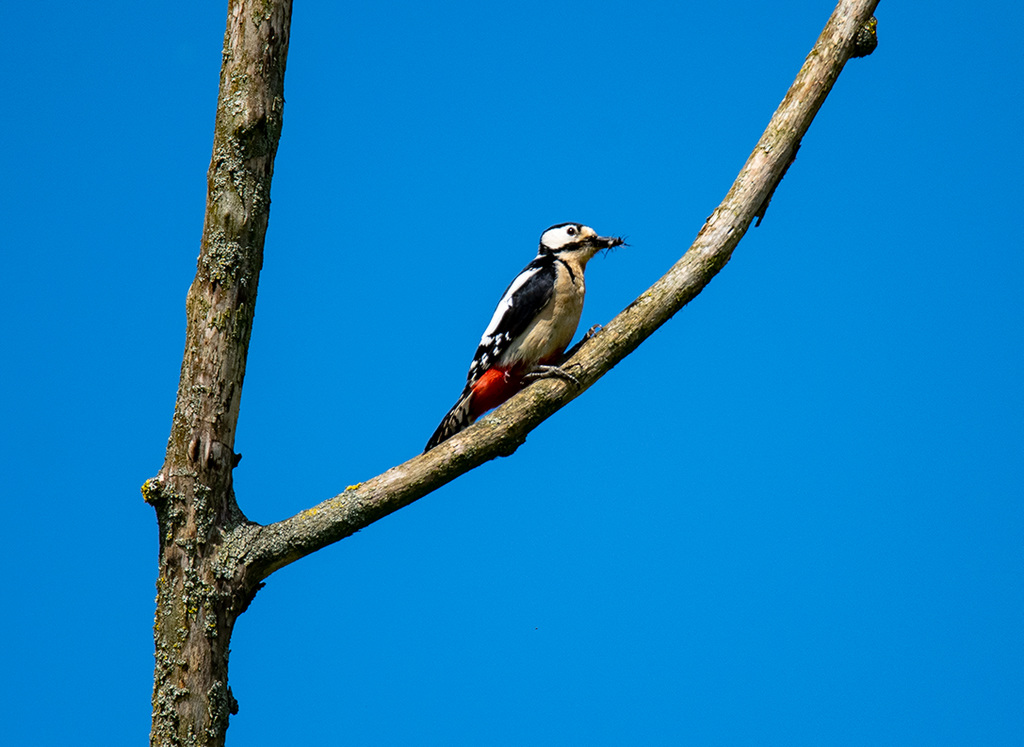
(234, 0), (880, 585)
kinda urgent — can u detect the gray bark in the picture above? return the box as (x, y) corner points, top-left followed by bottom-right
(146, 1), (291, 744)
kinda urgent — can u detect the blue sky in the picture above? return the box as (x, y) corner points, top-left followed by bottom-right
(2, 1), (1022, 744)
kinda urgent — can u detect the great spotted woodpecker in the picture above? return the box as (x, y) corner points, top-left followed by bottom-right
(425, 223), (623, 452)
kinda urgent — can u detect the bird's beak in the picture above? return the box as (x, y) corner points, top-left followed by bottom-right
(592, 234), (625, 249)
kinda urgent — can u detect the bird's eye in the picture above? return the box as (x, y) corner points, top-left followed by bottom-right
(566, 226), (577, 236)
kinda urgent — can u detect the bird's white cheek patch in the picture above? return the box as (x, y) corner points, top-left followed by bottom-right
(540, 227), (572, 250)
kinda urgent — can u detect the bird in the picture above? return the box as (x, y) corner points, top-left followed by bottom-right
(425, 222), (623, 452)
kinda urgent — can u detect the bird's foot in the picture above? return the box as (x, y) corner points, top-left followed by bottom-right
(523, 364), (580, 387)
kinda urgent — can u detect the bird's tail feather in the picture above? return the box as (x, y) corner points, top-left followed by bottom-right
(424, 389), (475, 452)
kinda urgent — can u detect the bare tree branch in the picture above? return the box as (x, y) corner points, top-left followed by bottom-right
(234, 0), (880, 585)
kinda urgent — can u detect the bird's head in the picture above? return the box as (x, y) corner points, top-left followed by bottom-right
(538, 223), (624, 263)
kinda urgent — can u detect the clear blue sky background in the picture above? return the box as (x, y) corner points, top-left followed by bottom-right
(2, 1), (1021, 744)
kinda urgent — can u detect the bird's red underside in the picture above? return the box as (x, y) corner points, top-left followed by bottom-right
(468, 352), (565, 420)
(469, 368), (524, 418)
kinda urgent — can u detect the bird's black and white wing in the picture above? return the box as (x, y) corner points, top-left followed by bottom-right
(464, 255), (556, 386)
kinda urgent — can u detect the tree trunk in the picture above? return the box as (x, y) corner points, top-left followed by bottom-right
(145, 1), (292, 744)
